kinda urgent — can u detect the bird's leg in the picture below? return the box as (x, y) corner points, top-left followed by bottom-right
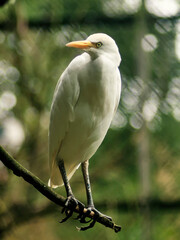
(77, 160), (112, 230)
(58, 159), (84, 223)
(82, 160), (94, 209)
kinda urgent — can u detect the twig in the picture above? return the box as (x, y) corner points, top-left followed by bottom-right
(0, 145), (121, 233)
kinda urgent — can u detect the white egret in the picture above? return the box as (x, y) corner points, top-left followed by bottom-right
(48, 33), (121, 229)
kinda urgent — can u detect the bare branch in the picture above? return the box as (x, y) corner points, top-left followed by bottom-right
(0, 145), (121, 233)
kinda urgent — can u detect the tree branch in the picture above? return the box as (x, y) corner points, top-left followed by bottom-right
(0, 145), (121, 233)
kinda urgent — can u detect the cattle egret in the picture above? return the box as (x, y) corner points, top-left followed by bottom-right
(48, 33), (121, 229)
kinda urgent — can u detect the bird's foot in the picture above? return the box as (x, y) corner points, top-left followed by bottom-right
(60, 195), (84, 223)
(76, 206), (112, 231)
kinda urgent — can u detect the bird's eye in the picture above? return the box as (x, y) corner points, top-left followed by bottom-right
(96, 42), (103, 48)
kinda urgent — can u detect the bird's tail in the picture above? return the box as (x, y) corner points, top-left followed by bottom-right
(48, 160), (80, 188)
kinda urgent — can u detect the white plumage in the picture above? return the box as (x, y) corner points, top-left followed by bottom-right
(48, 33), (121, 188)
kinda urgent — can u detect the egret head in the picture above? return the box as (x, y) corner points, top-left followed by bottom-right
(66, 33), (121, 66)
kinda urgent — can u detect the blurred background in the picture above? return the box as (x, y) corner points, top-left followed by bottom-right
(0, 0), (180, 239)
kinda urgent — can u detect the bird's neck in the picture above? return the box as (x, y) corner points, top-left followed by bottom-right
(88, 51), (121, 67)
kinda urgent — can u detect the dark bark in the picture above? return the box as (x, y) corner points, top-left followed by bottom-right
(0, 145), (121, 233)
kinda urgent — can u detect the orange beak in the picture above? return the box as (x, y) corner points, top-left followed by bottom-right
(66, 40), (94, 49)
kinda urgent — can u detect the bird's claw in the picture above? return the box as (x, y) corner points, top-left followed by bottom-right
(75, 207), (91, 223)
(60, 195), (81, 223)
(77, 216), (98, 231)
(77, 207), (112, 231)
(60, 209), (73, 223)
(60, 198), (113, 231)
(91, 208), (113, 222)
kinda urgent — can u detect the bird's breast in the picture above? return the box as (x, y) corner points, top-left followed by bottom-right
(70, 57), (118, 145)
(77, 56), (118, 117)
